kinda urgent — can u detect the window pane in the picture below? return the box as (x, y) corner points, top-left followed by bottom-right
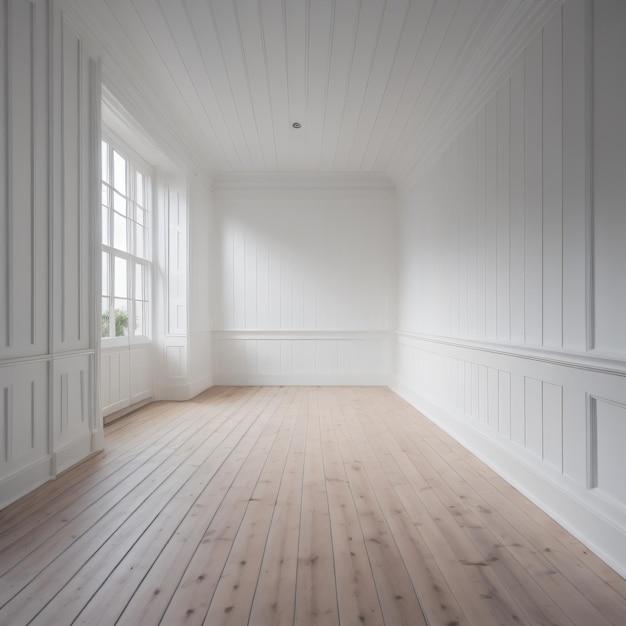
(101, 182), (110, 208)
(113, 299), (129, 337)
(113, 150), (127, 194)
(136, 171), (144, 207)
(114, 256), (127, 298)
(135, 263), (144, 300)
(135, 223), (145, 259)
(113, 213), (127, 252)
(101, 297), (111, 338)
(113, 191), (127, 216)
(101, 141), (109, 183)
(134, 300), (145, 336)
(136, 206), (145, 226)
(102, 206), (110, 246)
(102, 251), (110, 296)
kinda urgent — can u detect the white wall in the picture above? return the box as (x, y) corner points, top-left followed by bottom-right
(395, 0), (626, 577)
(0, 0), (101, 507)
(151, 171), (214, 401)
(213, 175), (395, 385)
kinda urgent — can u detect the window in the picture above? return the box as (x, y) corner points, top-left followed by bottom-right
(101, 139), (151, 340)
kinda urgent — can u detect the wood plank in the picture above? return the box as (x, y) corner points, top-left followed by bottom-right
(0, 387), (624, 626)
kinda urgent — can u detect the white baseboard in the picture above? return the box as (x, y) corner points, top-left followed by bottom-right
(54, 432), (103, 475)
(394, 381), (626, 579)
(0, 456), (53, 510)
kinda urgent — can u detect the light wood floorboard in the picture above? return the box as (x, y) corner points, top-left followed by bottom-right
(0, 386), (624, 625)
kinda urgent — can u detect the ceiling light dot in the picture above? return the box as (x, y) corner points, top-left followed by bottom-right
(292, 122), (302, 129)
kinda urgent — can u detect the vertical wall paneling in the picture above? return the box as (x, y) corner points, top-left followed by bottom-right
(541, 10), (563, 349)
(0, 1), (101, 507)
(496, 79), (510, 342)
(509, 61), (525, 344)
(523, 32), (543, 346)
(475, 108), (486, 339)
(396, 3), (626, 576)
(592, 0), (626, 353)
(498, 370), (511, 439)
(524, 376), (542, 456)
(561, 0), (588, 351)
(542, 381), (563, 471)
(0, 0), (7, 352)
(484, 98), (497, 340)
(213, 179), (394, 385)
(592, 398), (626, 505)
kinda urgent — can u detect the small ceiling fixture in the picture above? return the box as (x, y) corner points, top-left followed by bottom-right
(292, 122), (302, 129)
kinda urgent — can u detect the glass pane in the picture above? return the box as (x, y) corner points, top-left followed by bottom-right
(113, 150), (127, 194)
(135, 264), (144, 300)
(113, 299), (129, 337)
(101, 182), (110, 208)
(113, 191), (127, 216)
(113, 213), (127, 252)
(135, 223), (145, 259)
(101, 297), (111, 337)
(114, 256), (127, 298)
(136, 171), (144, 207)
(102, 206), (110, 246)
(101, 141), (109, 183)
(102, 251), (110, 296)
(134, 300), (145, 335)
(136, 206), (145, 226)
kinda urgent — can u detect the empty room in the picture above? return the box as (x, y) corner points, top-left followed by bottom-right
(1, 0), (625, 624)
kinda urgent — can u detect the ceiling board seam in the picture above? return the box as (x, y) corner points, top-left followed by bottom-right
(362, 0), (437, 172)
(397, 0), (519, 180)
(131, 0), (199, 135)
(256, 0), (279, 170)
(342, 0), (392, 171)
(156, 0), (232, 169)
(206, 0), (256, 169)
(329, 0), (363, 171)
(381, 0), (465, 174)
(354, 0), (413, 171)
(185, 0), (248, 170)
(401, 0), (563, 185)
(317, 0), (336, 170)
(232, 0), (270, 170)
(281, 0), (290, 133)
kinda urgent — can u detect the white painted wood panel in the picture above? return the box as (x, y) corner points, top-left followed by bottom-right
(0, 0), (49, 360)
(395, 3), (626, 576)
(496, 80), (511, 342)
(0, 361), (48, 479)
(523, 31), (543, 347)
(1, 0), (101, 507)
(592, 0), (626, 354)
(542, 10), (563, 349)
(213, 178), (394, 385)
(561, 0), (588, 352)
(395, 333), (626, 577)
(593, 398), (626, 506)
(215, 332), (391, 386)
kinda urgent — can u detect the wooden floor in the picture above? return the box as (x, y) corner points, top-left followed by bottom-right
(1, 387), (625, 625)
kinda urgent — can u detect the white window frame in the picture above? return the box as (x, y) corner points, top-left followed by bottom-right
(101, 134), (153, 348)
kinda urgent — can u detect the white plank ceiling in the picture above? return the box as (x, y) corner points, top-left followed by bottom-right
(63, 0), (562, 184)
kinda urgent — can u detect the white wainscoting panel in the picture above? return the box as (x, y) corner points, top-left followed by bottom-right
(214, 331), (392, 386)
(395, 333), (626, 577)
(396, 1), (626, 576)
(591, 397), (626, 507)
(0, 1), (101, 507)
(0, 0), (49, 361)
(53, 354), (92, 456)
(0, 360), (49, 484)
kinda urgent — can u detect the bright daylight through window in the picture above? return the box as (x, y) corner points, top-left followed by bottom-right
(101, 139), (151, 340)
